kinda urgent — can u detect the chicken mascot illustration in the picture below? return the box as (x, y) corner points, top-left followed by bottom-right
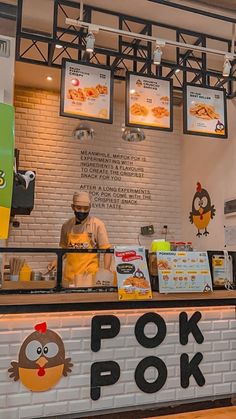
(8, 322), (73, 392)
(189, 182), (216, 237)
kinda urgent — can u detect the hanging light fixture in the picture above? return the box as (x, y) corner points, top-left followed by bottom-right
(86, 32), (95, 53)
(73, 122), (94, 140)
(153, 43), (162, 65)
(122, 127), (145, 142)
(223, 55), (232, 77)
(66, 18), (236, 72)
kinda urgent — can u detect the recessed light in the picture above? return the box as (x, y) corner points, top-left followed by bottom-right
(46, 76), (53, 81)
(130, 89), (136, 94)
(55, 44), (63, 49)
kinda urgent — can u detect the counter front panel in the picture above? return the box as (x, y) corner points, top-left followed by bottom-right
(1, 306), (235, 418)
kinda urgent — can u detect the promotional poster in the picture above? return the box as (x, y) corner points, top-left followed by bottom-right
(0, 103), (14, 239)
(114, 246), (152, 300)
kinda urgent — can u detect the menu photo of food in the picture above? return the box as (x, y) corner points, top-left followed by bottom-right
(61, 60), (112, 123)
(157, 251), (213, 293)
(127, 73), (173, 131)
(114, 246), (152, 300)
(185, 84), (227, 138)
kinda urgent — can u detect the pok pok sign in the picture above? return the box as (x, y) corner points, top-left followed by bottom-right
(9, 311), (206, 396)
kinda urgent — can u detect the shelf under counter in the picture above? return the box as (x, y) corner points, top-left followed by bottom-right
(0, 289), (236, 313)
(1, 280), (56, 290)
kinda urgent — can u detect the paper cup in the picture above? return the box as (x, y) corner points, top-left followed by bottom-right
(74, 273), (94, 287)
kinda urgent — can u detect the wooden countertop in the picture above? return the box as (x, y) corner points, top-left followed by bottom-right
(146, 406), (236, 419)
(0, 289), (236, 307)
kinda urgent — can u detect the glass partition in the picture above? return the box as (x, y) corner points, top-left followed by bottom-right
(0, 249), (57, 291)
(0, 248), (116, 292)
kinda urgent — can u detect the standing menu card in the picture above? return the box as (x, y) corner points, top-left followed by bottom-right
(114, 246), (152, 300)
(157, 251), (212, 293)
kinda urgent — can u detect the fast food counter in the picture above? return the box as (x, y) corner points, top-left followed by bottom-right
(1, 248), (236, 418)
(0, 242), (235, 314)
(1, 247), (236, 313)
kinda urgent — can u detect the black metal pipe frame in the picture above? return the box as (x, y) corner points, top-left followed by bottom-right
(0, 2), (16, 21)
(13, 0), (236, 96)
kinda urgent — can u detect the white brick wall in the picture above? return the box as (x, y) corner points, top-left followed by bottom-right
(7, 87), (182, 268)
(0, 306), (235, 419)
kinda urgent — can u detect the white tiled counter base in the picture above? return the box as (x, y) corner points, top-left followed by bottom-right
(0, 306), (235, 419)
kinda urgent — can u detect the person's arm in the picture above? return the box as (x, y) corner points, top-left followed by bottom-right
(97, 220), (112, 270)
(104, 252), (112, 270)
(59, 223), (67, 248)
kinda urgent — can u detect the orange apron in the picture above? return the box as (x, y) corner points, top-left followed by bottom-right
(64, 232), (99, 282)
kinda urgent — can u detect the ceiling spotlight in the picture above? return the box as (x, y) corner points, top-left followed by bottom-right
(175, 68), (180, 74)
(153, 44), (162, 65)
(223, 56), (232, 77)
(46, 76), (53, 81)
(86, 32), (95, 53)
(122, 127), (145, 142)
(130, 89), (136, 94)
(55, 44), (63, 49)
(73, 122), (94, 140)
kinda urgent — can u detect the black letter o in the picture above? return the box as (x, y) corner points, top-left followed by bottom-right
(135, 312), (166, 348)
(135, 356), (167, 393)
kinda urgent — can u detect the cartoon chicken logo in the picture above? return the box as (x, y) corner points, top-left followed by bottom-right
(8, 322), (73, 392)
(215, 120), (224, 134)
(189, 182), (216, 237)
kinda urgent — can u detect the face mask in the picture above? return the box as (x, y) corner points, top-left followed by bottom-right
(74, 211), (89, 223)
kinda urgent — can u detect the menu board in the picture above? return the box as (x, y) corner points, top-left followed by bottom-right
(126, 73), (173, 131)
(157, 251), (213, 293)
(114, 246), (152, 300)
(184, 84), (227, 138)
(60, 59), (113, 123)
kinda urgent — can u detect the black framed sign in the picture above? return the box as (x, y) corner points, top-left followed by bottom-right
(126, 72), (173, 131)
(183, 84), (228, 138)
(60, 59), (113, 123)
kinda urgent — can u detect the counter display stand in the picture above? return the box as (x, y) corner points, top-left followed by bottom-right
(0, 248), (235, 419)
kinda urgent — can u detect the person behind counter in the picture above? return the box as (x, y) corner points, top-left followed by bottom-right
(48, 192), (112, 283)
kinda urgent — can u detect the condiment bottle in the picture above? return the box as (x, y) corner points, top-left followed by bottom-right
(175, 242), (186, 251)
(19, 264), (32, 281)
(186, 242), (193, 251)
(170, 241), (176, 251)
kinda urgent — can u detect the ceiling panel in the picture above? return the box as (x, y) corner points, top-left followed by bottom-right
(187, 0), (236, 12)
